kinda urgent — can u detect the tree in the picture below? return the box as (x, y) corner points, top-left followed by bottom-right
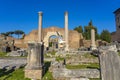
(8, 31), (14, 37)
(14, 30), (24, 39)
(84, 20), (99, 40)
(100, 30), (111, 43)
(5, 31), (15, 37)
(74, 26), (83, 33)
(1, 33), (8, 36)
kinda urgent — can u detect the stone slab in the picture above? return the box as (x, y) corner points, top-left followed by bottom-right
(25, 69), (43, 79)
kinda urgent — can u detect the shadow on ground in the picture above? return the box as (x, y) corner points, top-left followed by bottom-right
(0, 66), (16, 79)
(44, 62), (51, 75)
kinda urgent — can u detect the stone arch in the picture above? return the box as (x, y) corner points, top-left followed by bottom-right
(43, 32), (62, 48)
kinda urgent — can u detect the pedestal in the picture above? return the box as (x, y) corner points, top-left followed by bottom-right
(25, 42), (44, 80)
(25, 69), (43, 80)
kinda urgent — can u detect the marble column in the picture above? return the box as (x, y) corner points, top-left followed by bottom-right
(65, 11), (69, 51)
(91, 29), (96, 50)
(38, 12), (43, 42)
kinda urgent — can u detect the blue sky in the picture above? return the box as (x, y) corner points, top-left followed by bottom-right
(0, 0), (120, 34)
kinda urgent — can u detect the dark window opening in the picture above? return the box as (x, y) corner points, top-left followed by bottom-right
(117, 17), (119, 22)
(119, 26), (120, 28)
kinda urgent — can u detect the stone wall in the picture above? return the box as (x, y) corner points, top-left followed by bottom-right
(0, 57), (27, 69)
(23, 26), (83, 49)
(52, 68), (100, 79)
(14, 39), (27, 48)
(99, 50), (120, 80)
(111, 31), (120, 42)
(0, 57), (58, 69)
(65, 53), (99, 64)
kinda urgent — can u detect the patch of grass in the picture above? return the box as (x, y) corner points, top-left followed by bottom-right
(56, 56), (64, 62)
(44, 53), (50, 58)
(42, 71), (54, 80)
(118, 52), (120, 56)
(49, 51), (56, 55)
(66, 63), (99, 69)
(43, 61), (54, 80)
(66, 54), (71, 59)
(0, 61), (54, 80)
(0, 68), (30, 80)
(89, 78), (101, 80)
(44, 51), (56, 58)
(83, 53), (97, 59)
(47, 51), (56, 55)
(0, 52), (7, 57)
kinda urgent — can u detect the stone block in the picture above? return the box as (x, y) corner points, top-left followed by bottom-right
(25, 69), (43, 79)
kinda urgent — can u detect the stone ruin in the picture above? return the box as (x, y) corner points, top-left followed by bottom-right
(0, 36), (14, 52)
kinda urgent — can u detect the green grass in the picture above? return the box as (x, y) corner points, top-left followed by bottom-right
(42, 71), (54, 80)
(44, 51), (56, 58)
(49, 51), (56, 55)
(0, 52), (7, 57)
(47, 51), (56, 55)
(42, 61), (54, 80)
(83, 53), (97, 59)
(89, 78), (101, 80)
(0, 61), (54, 80)
(0, 68), (30, 80)
(56, 56), (64, 62)
(66, 63), (99, 69)
(118, 52), (120, 56)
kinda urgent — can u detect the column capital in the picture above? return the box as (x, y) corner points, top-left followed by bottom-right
(65, 11), (68, 15)
(38, 11), (43, 16)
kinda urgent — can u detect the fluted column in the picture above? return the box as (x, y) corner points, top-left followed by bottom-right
(65, 11), (69, 51)
(38, 12), (43, 42)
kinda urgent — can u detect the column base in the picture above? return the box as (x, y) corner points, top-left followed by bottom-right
(65, 45), (69, 52)
(25, 69), (43, 79)
(91, 46), (97, 50)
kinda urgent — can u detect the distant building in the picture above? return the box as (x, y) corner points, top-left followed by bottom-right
(111, 8), (120, 42)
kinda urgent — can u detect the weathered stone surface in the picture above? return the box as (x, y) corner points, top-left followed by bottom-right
(0, 57), (26, 69)
(52, 68), (100, 79)
(38, 11), (43, 42)
(20, 27), (83, 49)
(99, 50), (120, 80)
(7, 50), (27, 56)
(25, 42), (44, 80)
(25, 69), (42, 79)
(91, 29), (96, 50)
(25, 42), (44, 69)
(65, 11), (69, 51)
(70, 78), (89, 80)
(98, 45), (118, 54)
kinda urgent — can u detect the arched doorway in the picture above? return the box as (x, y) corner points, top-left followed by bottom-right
(43, 32), (64, 51)
(49, 35), (58, 50)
